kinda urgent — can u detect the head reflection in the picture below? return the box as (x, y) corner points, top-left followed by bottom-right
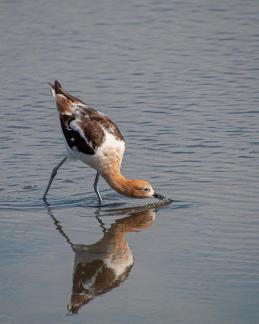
(47, 201), (170, 314)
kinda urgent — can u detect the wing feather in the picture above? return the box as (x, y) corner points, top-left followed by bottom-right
(52, 81), (125, 156)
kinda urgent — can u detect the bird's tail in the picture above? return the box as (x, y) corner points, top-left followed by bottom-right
(49, 80), (85, 115)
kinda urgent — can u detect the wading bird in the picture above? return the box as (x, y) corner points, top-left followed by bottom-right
(43, 81), (167, 204)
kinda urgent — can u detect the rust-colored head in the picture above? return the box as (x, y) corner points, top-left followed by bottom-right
(122, 179), (167, 200)
(126, 179), (155, 198)
(103, 172), (167, 200)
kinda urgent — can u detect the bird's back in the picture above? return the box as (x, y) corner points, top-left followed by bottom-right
(50, 81), (125, 173)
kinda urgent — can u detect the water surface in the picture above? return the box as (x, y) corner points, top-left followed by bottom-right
(1, 0), (259, 323)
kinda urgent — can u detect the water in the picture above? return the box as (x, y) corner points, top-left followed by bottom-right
(1, 0), (259, 323)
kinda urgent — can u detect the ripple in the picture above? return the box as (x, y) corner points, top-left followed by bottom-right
(1, 0), (259, 322)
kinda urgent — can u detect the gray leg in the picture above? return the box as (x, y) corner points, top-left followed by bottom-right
(94, 172), (103, 204)
(43, 157), (67, 200)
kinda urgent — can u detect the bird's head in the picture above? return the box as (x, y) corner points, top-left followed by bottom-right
(128, 179), (167, 200)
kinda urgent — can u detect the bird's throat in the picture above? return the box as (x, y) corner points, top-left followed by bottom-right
(102, 170), (135, 198)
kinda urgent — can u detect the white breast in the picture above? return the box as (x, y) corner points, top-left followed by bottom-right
(64, 128), (125, 174)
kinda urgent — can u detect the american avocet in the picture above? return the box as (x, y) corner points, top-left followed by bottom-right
(43, 81), (167, 204)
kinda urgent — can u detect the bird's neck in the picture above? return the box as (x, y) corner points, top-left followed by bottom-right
(102, 168), (134, 198)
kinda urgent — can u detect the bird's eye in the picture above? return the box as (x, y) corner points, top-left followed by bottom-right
(144, 188), (150, 192)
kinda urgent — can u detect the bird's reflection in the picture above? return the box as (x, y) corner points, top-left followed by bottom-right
(46, 200), (171, 314)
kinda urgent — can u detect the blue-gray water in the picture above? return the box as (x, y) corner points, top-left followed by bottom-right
(1, 0), (259, 323)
